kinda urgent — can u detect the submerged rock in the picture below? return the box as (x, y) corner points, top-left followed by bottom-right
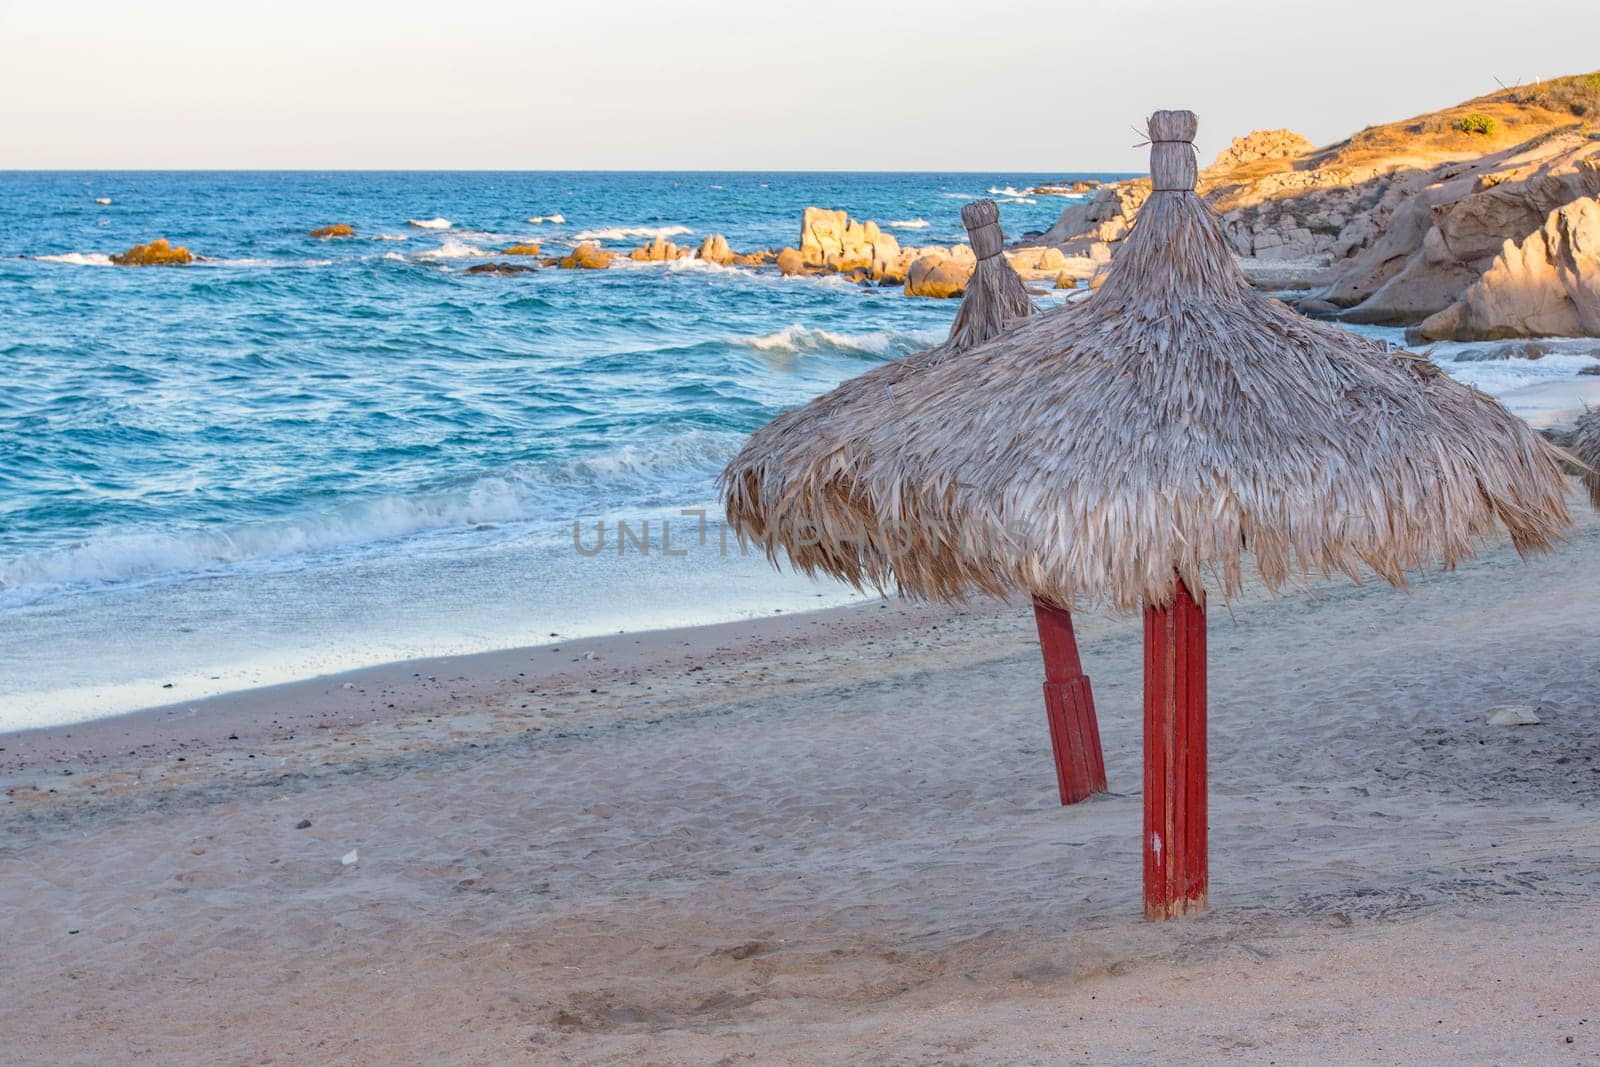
(557, 243), (614, 270)
(109, 239), (192, 266)
(465, 261), (537, 275)
(309, 223), (355, 238)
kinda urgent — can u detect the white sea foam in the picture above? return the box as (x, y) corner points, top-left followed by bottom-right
(941, 192), (980, 199)
(996, 196), (1037, 204)
(572, 224), (693, 242)
(94, 197), (112, 205)
(415, 236), (491, 260)
(887, 218), (932, 229)
(987, 185), (1030, 197)
(375, 233), (409, 241)
(408, 217), (453, 230)
(0, 431), (744, 606)
(35, 252), (114, 266)
(381, 251), (407, 262)
(741, 324), (945, 358)
(527, 214), (566, 225)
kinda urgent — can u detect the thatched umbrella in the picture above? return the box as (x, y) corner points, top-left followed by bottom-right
(1575, 409), (1600, 509)
(728, 200), (1107, 804)
(724, 111), (1573, 920)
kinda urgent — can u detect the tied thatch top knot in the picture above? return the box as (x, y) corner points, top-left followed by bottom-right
(1148, 109), (1199, 193)
(961, 198), (1004, 260)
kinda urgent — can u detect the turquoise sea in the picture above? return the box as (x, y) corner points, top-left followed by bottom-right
(0, 170), (1128, 727)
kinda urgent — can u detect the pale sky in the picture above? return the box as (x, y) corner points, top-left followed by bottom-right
(1, 0), (1594, 171)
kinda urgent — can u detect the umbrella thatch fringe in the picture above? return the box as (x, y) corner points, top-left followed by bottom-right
(1574, 409), (1600, 509)
(723, 111), (1574, 613)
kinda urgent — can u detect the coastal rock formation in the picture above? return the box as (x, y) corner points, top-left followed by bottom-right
(776, 247), (806, 276)
(109, 239), (192, 266)
(1416, 197), (1600, 340)
(798, 207), (903, 278)
(1327, 147), (1600, 321)
(309, 224), (355, 238)
(628, 236), (687, 262)
(1017, 71), (1600, 334)
(502, 242), (542, 256)
(557, 243), (614, 270)
(464, 261), (537, 275)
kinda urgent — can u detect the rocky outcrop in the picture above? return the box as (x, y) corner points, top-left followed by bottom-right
(798, 207), (903, 278)
(502, 242), (541, 256)
(628, 236), (687, 262)
(1209, 129), (1315, 173)
(1415, 197), (1600, 340)
(557, 243), (614, 270)
(110, 239), (192, 266)
(1328, 144), (1600, 322)
(1035, 181), (1151, 253)
(309, 224), (355, 238)
(1015, 70), (1600, 333)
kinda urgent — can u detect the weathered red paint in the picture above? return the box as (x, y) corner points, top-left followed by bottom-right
(1032, 596), (1107, 805)
(1142, 577), (1207, 920)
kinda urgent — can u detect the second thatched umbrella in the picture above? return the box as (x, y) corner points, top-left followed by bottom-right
(725, 110), (1573, 920)
(729, 199), (1107, 804)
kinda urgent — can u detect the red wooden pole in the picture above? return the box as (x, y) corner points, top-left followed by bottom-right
(1142, 577), (1207, 920)
(1032, 596), (1107, 805)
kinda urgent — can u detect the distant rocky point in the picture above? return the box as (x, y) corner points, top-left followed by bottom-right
(1021, 71), (1600, 339)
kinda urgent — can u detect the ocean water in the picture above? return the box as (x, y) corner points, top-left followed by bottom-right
(4, 172), (1596, 731)
(0, 170), (1127, 728)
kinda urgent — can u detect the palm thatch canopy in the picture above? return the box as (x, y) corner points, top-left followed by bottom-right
(723, 111), (1573, 613)
(1575, 409), (1600, 509)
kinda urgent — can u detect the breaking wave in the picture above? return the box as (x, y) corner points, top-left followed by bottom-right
(887, 218), (931, 229)
(408, 217), (453, 229)
(35, 252), (114, 266)
(738, 324), (945, 358)
(527, 214), (566, 224)
(572, 224), (693, 242)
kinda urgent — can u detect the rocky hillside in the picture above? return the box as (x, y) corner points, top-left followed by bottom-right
(1028, 72), (1600, 339)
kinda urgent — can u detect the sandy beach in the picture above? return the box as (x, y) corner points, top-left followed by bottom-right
(0, 503), (1595, 1063)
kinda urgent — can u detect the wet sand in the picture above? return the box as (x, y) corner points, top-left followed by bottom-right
(3, 506), (1599, 1064)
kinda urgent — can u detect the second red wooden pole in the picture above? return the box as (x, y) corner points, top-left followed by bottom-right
(1032, 596), (1107, 805)
(1142, 577), (1207, 920)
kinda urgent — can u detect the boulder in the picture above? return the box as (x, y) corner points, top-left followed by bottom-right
(904, 254), (973, 299)
(1415, 196), (1600, 340)
(1209, 129), (1315, 172)
(557, 243), (614, 270)
(502, 242), (542, 256)
(776, 247), (806, 276)
(696, 234), (734, 265)
(628, 236), (685, 262)
(309, 223), (355, 238)
(798, 207), (902, 276)
(109, 238), (192, 266)
(730, 250), (773, 267)
(465, 261), (537, 275)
